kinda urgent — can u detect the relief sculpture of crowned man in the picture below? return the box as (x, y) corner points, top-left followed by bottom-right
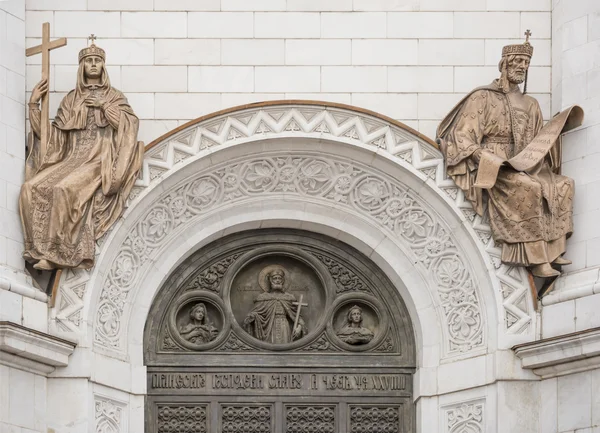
(243, 265), (307, 344)
(437, 31), (583, 279)
(20, 37), (144, 270)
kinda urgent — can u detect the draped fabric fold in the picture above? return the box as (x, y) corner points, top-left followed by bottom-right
(20, 62), (144, 269)
(437, 80), (581, 267)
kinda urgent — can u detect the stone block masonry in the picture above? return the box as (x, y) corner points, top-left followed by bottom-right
(22, 1), (551, 147)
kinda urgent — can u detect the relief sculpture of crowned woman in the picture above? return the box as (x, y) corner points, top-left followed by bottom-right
(20, 38), (144, 270)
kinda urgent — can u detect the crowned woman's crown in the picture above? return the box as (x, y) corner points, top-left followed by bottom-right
(79, 34), (106, 63)
(502, 29), (534, 58)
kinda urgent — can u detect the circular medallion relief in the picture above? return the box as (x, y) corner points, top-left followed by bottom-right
(168, 291), (228, 351)
(327, 293), (388, 352)
(224, 247), (332, 350)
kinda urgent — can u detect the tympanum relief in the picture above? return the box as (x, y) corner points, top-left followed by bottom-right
(156, 246), (395, 354)
(144, 231), (415, 433)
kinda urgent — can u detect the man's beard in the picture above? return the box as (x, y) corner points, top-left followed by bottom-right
(271, 283), (283, 291)
(507, 69), (526, 84)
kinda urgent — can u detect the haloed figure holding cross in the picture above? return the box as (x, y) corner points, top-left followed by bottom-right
(20, 37), (144, 270)
(243, 265), (307, 344)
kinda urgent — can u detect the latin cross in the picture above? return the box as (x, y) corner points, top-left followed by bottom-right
(524, 29), (532, 43)
(292, 294), (308, 333)
(25, 22), (67, 152)
(88, 34), (96, 45)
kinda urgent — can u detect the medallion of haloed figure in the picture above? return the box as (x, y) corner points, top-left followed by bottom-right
(243, 265), (307, 344)
(437, 30), (583, 279)
(20, 35), (144, 271)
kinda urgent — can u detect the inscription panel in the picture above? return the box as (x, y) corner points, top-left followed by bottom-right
(149, 371), (409, 395)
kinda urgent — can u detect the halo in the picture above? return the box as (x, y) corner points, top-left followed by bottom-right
(258, 265), (289, 292)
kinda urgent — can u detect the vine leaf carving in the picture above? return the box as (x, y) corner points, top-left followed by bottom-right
(95, 153), (486, 358)
(184, 253), (243, 292)
(310, 252), (371, 294)
(296, 333), (339, 352)
(215, 332), (256, 352)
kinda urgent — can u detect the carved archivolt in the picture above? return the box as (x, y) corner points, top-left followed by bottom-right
(52, 103), (534, 360)
(97, 152), (484, 357)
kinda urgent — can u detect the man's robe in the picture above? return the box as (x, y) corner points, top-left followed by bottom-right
(437, 80), (574, 266)
(244, 291), (306, 344)
(20, 68), (144, 269)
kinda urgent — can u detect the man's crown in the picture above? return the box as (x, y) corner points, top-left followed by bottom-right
(79, 34), (106, 63)
(502, 29), (534, 58)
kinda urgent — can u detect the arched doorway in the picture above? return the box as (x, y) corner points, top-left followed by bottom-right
(51, 101), (535, 432)
(144, 230), (415, 432)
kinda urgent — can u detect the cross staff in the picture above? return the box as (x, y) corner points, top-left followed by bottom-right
(25, 22), (67, 154)
(292, 294), (308, 337)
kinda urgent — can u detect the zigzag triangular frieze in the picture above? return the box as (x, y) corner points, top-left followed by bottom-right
(59, 103), (535, 350)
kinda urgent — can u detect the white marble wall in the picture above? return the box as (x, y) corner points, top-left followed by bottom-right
(0, 364), (47, 433)
(539, 0), (600, 337)
(540, 370), (600, 433)
(0, 0), (48, 333)
(23, 0), (552, 144)
(554, 0), (600, 275)
(0, 0), (26, 275)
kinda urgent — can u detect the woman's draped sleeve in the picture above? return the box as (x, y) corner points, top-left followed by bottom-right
(98, 90), (143, 196)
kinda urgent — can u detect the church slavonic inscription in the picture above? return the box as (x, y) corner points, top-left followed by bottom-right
(213, 374), (264, 390)
(150, 372), (407, 393)
(151, 373), (205, 389)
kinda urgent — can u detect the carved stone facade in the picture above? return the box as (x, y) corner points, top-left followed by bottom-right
(53, 104), (534, 366)
(444, 401), (485, 433)
(95, 396), (127, 433)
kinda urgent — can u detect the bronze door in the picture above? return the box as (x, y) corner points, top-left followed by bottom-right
(144, 230), (416, 433)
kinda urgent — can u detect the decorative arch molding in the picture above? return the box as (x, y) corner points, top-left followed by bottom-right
(50, 101), (535, 365)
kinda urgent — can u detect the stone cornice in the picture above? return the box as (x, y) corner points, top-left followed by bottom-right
(513, 327), (600, 378)
(0, 321), (76, 375)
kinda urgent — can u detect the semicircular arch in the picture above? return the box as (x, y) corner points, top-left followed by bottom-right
(52, 101), (535, 370)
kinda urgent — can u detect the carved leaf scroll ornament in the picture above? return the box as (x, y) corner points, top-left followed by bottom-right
(446, 402), (484, 433)
(95, 154), (484, 356)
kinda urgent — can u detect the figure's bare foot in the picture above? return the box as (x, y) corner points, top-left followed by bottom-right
(33, 259), (53, 270)
(553, 256), (572, 266)
(531, 263), (560, 278)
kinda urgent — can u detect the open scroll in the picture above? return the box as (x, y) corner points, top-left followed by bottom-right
(474, 105), (584, 189)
